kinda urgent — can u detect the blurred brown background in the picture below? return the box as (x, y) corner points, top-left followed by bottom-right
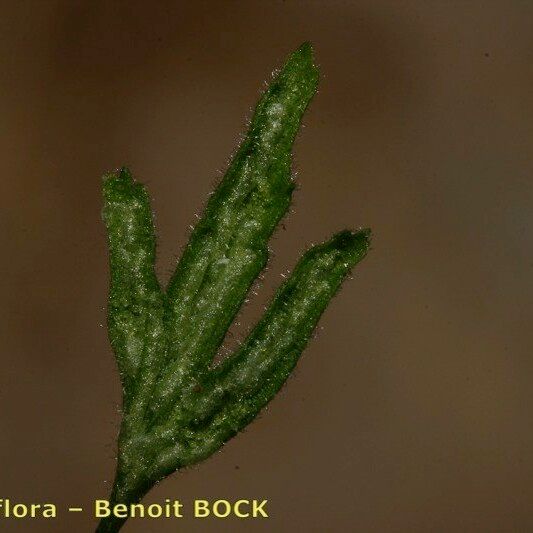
(1, 1), (533, 531)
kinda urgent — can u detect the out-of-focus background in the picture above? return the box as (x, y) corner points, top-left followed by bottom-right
(1, 1), (532, 531)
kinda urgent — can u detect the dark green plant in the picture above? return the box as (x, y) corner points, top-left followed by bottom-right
(98, 43), (370, 532)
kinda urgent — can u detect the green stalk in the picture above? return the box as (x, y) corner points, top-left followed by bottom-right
(98, 43), (370, 532)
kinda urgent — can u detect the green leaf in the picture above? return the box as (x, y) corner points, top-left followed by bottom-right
(97, 43), (370, 533)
